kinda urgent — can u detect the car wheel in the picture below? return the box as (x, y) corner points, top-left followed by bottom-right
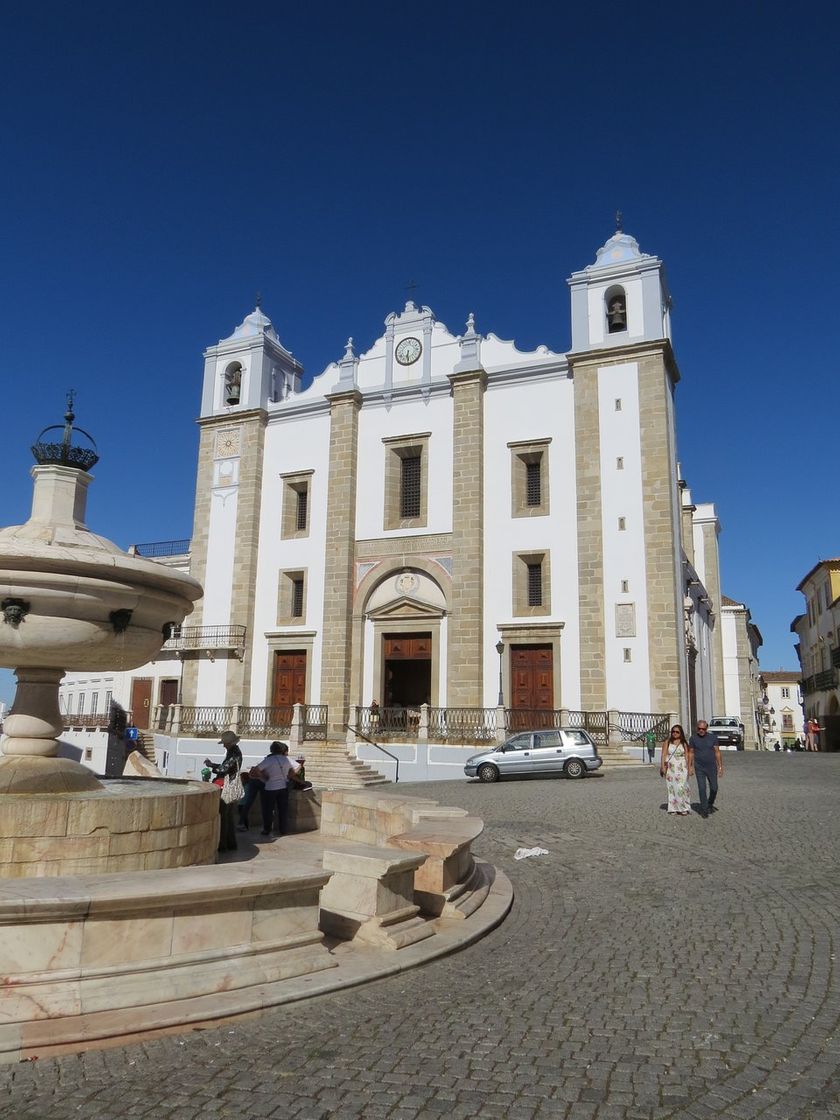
(564, 758), (586, 779)
(477, 763), (499, 783)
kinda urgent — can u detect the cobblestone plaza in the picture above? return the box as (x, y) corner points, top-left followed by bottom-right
(3, 753), (839, 1120)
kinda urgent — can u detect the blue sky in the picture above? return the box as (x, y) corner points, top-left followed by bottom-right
(0, 1), (837, 705)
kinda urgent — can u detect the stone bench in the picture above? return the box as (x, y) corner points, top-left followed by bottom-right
(319, 790), (486, 920)
(319, 841), (433, 950)
(0, 859), (334, 1063)
(389, 816), (487, 917)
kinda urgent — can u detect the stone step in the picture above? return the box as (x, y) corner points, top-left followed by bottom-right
(298, 748), (390, 789)
(135, 732), (157, 766)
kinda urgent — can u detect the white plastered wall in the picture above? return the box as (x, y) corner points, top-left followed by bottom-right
(249, 409), (331, 704)
(483, 373), (580, 709)
(597, 362), (651, 711)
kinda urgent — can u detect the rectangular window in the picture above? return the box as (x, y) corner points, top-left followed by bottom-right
(527, 562), (543, 607)
(291, 577), (304, 618)
(295, 488), (308, 532)
(615, 398), (622, 411)
(621, 579), (629, 593)
(77, 694), (86, 715)
(525, 461), (541, 507)
(105, 690), (113, 714)
(508, 439), (551, 518)
(281, 471), (313, 538)
(782, 713), (794, 731)
(512, 551), (551, 617)
(383, 433), (430, 529)
(623, 648), (632, 662)
(277, 569), (307, 625)
(618, 517), (626, 531)
(781, 687), (790, 699)
(400, 454), (422, 519)
(616, 457), (624, 470)
(90, 692), (99, 716)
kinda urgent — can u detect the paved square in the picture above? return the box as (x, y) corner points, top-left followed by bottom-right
(3, 753), (839, 1119)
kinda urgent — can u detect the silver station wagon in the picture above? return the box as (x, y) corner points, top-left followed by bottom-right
(464, 728), (603, 783)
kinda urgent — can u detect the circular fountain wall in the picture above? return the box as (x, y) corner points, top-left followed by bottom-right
(0, 778), (219, 878)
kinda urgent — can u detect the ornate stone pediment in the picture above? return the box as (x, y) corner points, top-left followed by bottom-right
(366, 596), (446, 621)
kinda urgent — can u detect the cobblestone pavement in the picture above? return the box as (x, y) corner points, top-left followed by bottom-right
(4, 753), (840, 1120)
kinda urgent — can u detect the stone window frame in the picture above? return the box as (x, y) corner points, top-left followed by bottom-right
(281, 470), (314, 539)
(508, 438), (551, 519)
(382, 432), (430, 531)
(512, 550), (551, 618)
(277, 567), (308, 625)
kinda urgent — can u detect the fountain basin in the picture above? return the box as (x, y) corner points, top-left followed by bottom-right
(0, 778), (219, 878)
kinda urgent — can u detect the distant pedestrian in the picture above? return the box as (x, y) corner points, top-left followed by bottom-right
(687, 720), (723, 819)
(806, 717), (823, 752)
(254, 741), (302, 838)
(660, 724), (692, 815)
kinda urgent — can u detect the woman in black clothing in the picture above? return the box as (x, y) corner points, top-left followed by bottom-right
(204, 730), (243, 852)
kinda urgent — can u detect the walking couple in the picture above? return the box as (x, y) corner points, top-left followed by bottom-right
(660, 720), (723, 818)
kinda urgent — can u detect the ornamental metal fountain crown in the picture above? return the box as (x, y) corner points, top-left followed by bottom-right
(31, 390), (99, 472)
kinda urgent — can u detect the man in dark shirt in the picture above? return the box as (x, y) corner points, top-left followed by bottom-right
(687, 720), (723, 819)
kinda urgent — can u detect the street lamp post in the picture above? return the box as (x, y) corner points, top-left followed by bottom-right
(496, 640), (505, 707)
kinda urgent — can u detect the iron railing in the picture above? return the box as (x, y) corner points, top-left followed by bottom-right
(163, 624), (246, 650)
(133, 539), (191, 558)
(62, 712), (114, 730)
(428, 707), (497, 744)
(612, 711), (671, 742)
(178, 706), (235, 735)
(566, 710), (609, 746)
(239, 705), (293, 737)
(832, 647), (840, 670)
(356, 706), (421, 739)
(506, 708), (564, 731)
(303, 704), (328, 740)
(814, 669), (837, 692)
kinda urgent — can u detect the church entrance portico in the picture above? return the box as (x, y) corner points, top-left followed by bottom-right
(383, 633), (432, 708)
(356, 566), (449, 710)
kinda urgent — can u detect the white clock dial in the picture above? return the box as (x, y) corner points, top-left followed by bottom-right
(395, 336), (422, 365)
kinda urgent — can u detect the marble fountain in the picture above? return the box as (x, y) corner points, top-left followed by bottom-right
(0, 404), (511, 1062)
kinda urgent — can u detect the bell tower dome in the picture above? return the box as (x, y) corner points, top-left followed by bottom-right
(199, 304), (303, 418)
(567, 221), (672, 353)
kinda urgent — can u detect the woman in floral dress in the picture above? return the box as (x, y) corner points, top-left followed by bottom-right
(660, 724), (691, 815)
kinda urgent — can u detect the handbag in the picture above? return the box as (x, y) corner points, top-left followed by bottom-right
(221, 771), (244, 804)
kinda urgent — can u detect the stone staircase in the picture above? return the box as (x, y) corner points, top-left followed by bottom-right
(299, 744), (390, 790)
(597, 743), (648, 770)
(136, 731), (158, 766)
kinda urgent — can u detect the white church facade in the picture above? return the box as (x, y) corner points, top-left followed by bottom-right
(60, 228), (734, 764)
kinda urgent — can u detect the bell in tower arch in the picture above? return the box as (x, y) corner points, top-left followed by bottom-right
(224, 362), (242, 406)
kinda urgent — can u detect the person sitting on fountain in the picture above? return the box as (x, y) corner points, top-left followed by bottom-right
(204, 731), (244, 853)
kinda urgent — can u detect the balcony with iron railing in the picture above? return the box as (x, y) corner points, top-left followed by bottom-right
(161, 624), (247, 658)
(132, 539), (191, 559)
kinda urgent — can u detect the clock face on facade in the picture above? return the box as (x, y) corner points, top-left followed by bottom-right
(395, 336), (422, 366)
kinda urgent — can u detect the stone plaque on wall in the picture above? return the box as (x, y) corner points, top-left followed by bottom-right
(615, 602), (636, 638)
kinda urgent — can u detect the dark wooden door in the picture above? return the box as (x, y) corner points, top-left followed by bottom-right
(159, 679), (179, 707)
(272, 650), (307, 707)
(130, 678), (153, 729)
(509, 646), (553, 721)
(383, 634), (432, 659)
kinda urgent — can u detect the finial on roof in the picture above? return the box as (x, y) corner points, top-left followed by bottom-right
(464, 312), (477, 338)
(64, 388), (76, 425)
(343, 337), (356, 360)
(255, 290), (262, 310)
(615, 209), (623, 233)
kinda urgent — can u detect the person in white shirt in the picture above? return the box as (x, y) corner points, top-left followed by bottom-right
(255, 741), (301, 837)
